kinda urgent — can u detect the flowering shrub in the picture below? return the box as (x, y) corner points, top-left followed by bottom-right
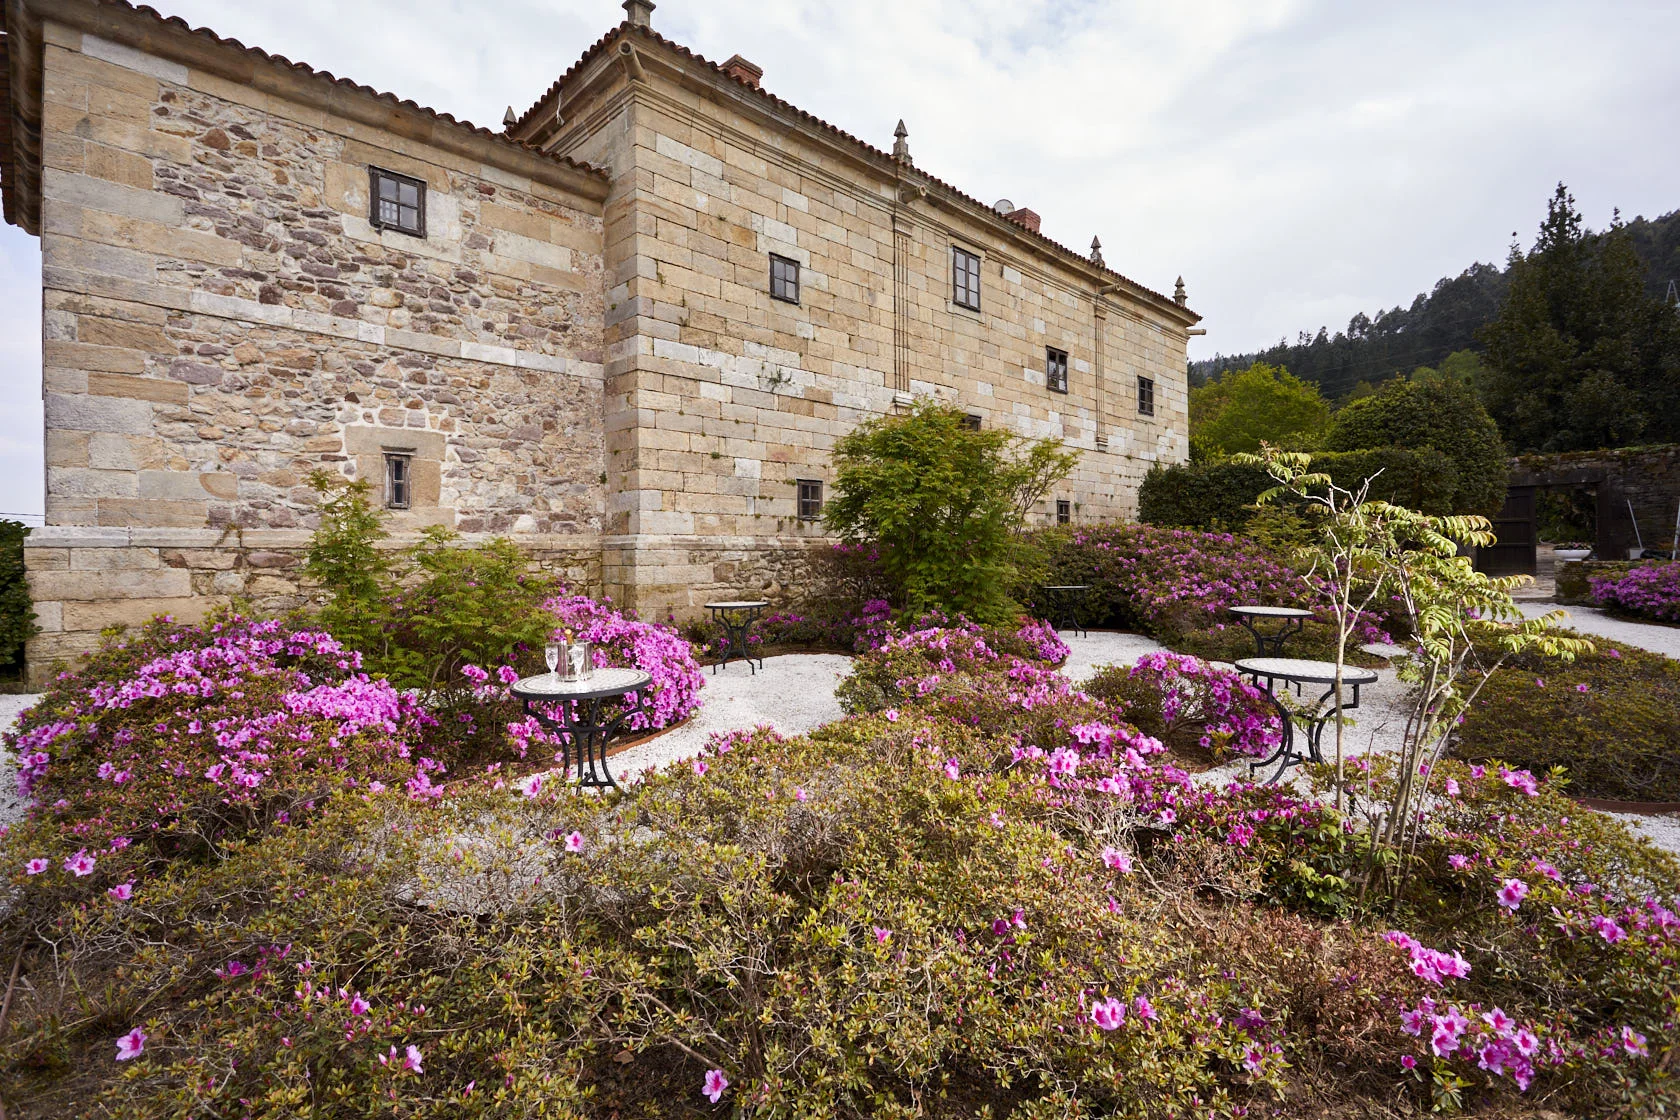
(1029, 522), (1393, 659)
(1085, 651), (1282, 760)
(1, 615), (433, 908)
(543, 594), (704, 732)
(1590, 561), (1680, 622)
(1455, 640), (1680, 801)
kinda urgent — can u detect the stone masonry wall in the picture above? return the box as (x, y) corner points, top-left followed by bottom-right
(25, 19), (610, 679)
(538, 45), (1192, 618)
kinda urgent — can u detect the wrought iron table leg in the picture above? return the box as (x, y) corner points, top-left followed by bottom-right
(712, 610), (764, 675)
(1246, 677), (1298, 785)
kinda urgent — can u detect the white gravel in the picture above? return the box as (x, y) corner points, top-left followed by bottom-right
(1517, 602), (1680, 659)
(1059, 629), (1170, 682)
(608, 654), (853, 783)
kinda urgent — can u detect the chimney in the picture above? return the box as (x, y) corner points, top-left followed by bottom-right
(622, 0), (655, 28)
(721, 54), (763, 88)
(1004, 206), (1041, 234)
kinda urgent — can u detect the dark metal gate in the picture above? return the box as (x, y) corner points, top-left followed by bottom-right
(1476, 485), (1536, 576)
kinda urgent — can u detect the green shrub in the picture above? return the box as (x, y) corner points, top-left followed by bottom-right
(0, 518), (36, 676)
(826, 400), (1076, 624)
(1323, 376), (1508, 515)
(1189, 361), (1331, 457)
(1454, 639), (1680, 802)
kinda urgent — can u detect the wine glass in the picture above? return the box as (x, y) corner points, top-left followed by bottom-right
(544, 642), (561, 683)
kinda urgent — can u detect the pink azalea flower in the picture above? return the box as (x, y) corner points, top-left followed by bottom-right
(883, 709), (899, 723)
(348, 993), (371, 1017)
(563, 831), (586, 853)
(1534, 678), (1545, 688)
(107, 882), (134, 901)
(1242, 1045), (1264, 1073)
(1133, 995), (1157, 1021)
(1484, 1008), (1515, 1035)
(24, 857), (48, 875)
(1592, 915), (1627, 943)
(1091, 996), (1125, 1030)
(403, 1044), (423, 1072)
(1401, 1054), (1416, 1070)
(1444, 778), (1461, 797)
(1101, 846), (1134, 873)
(1158, 808), (1176, 825)
(1621, 1026), (1649, 1058)
(692, 758), (708, 776)
(1448, 854), (1470, 871)
(1575, 683), (1589, 693)
(943, 758), (961, 780)
(794, 787), (808, 802)
(702, 1068), (729, 1103)
(517, 773), (544, 798)
(1497, 878), (1529, 910)
(115, 1026), (146, 1061)
(872, 926), (891, 944)
(64, 849), (96, 877)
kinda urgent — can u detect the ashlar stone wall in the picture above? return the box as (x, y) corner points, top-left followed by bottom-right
(25, 17), (610, 676)
(526, 38), (1193, 618)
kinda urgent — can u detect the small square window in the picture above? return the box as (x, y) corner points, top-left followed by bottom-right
(1046, 347), (1068, 394)
(1056, 499), (1071, 525)
(952, 246), (981, 311)
(385, 453), (412, 510)
(960, 413), (983, 431)
(770, 254), (800, 304)
(1137, 376), (1156, 416)
(797, 479), (824, 520)
(369, 167), (426, 237)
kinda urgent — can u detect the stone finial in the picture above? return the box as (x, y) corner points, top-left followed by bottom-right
(623, 0), (656, 28)
(892, 119), (912, 165)
(1090, 236), (1104, 268)
(503, 105), (517, 128)
(1174, 276), (1187, 306)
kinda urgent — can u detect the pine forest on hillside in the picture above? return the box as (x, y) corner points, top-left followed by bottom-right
(1192, 197), (1680, 417)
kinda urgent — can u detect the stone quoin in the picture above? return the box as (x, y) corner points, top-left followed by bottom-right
(0, 0), (1200, 684)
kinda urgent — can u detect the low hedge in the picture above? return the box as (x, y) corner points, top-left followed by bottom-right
(1555, 560), (1635, 605)
(1455, 639), (1680, 802)
(1138, 448), (1469, 534)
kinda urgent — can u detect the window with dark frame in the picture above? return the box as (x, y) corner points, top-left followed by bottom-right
(770, 254), (800, 304)
(1056, 500), (1071, 525)
(1137, 375), (1156, 416)
(1046, 347), (1068, 394)
(797, 479), (824, 520)
(385, 453), (412, 510)
(960, 413), (983, 431)
(952, 246), (981, 311)
(369, 167), (425, 237)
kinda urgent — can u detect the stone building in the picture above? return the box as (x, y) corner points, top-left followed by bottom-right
(1, 0), (1200, 682)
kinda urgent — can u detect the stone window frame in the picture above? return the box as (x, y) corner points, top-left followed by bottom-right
(960, 413), (983, 431)
(369, 166), (427, 238)
(384, 452), (413, 510)
(769, 253), (801, 304)
(1045, 346), (1069, 394)
(1137, 375), (1156, 417)
(796, 478), (824, 520)
(951, 244), (982, 313)
(1056, 499), (1071, 525)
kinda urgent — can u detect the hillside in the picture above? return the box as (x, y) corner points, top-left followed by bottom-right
(1193, 208), (1680, 400)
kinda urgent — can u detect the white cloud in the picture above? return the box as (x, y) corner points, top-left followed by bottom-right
(2, 0), (1676, 518)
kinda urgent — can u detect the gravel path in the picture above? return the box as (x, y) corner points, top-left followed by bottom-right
(1516, 602), (1680, 659)
(0, 693), (35, 832)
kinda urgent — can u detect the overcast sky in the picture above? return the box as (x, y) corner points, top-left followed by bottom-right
(2, 0), (1676, 519)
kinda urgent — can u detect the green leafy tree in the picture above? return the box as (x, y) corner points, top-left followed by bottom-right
(1188, 361), (1331, 457)
(1480, 184), (1680, 451)
(0, 520), (37, 676)
(1323, 375), (1507, 515)
(826, 400), (1077, 624)
(302, 470), (394, 660)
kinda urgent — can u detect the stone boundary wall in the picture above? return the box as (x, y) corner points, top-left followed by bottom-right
(1511, 444), (1680, 560)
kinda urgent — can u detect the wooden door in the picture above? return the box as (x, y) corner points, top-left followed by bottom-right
(1476, 486), (1536, 576)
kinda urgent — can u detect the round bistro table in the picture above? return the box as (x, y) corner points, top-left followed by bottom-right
(1040, 585), (1091, 638)
(705, 600), (769, 675)
(1229, 605), (1314, 656)
(1234, 657), (1379, 785)
(509, 667), (653, 792)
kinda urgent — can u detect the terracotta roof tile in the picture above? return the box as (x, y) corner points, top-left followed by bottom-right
(514, 22), (1195, 319)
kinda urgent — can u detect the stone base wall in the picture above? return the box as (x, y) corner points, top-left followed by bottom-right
(24, 527), (603, 685)
(603, 533), (838, 621)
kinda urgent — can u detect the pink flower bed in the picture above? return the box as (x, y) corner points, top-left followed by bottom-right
(543, 594), (704, 732)
(1589, 562), (1680, 622)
